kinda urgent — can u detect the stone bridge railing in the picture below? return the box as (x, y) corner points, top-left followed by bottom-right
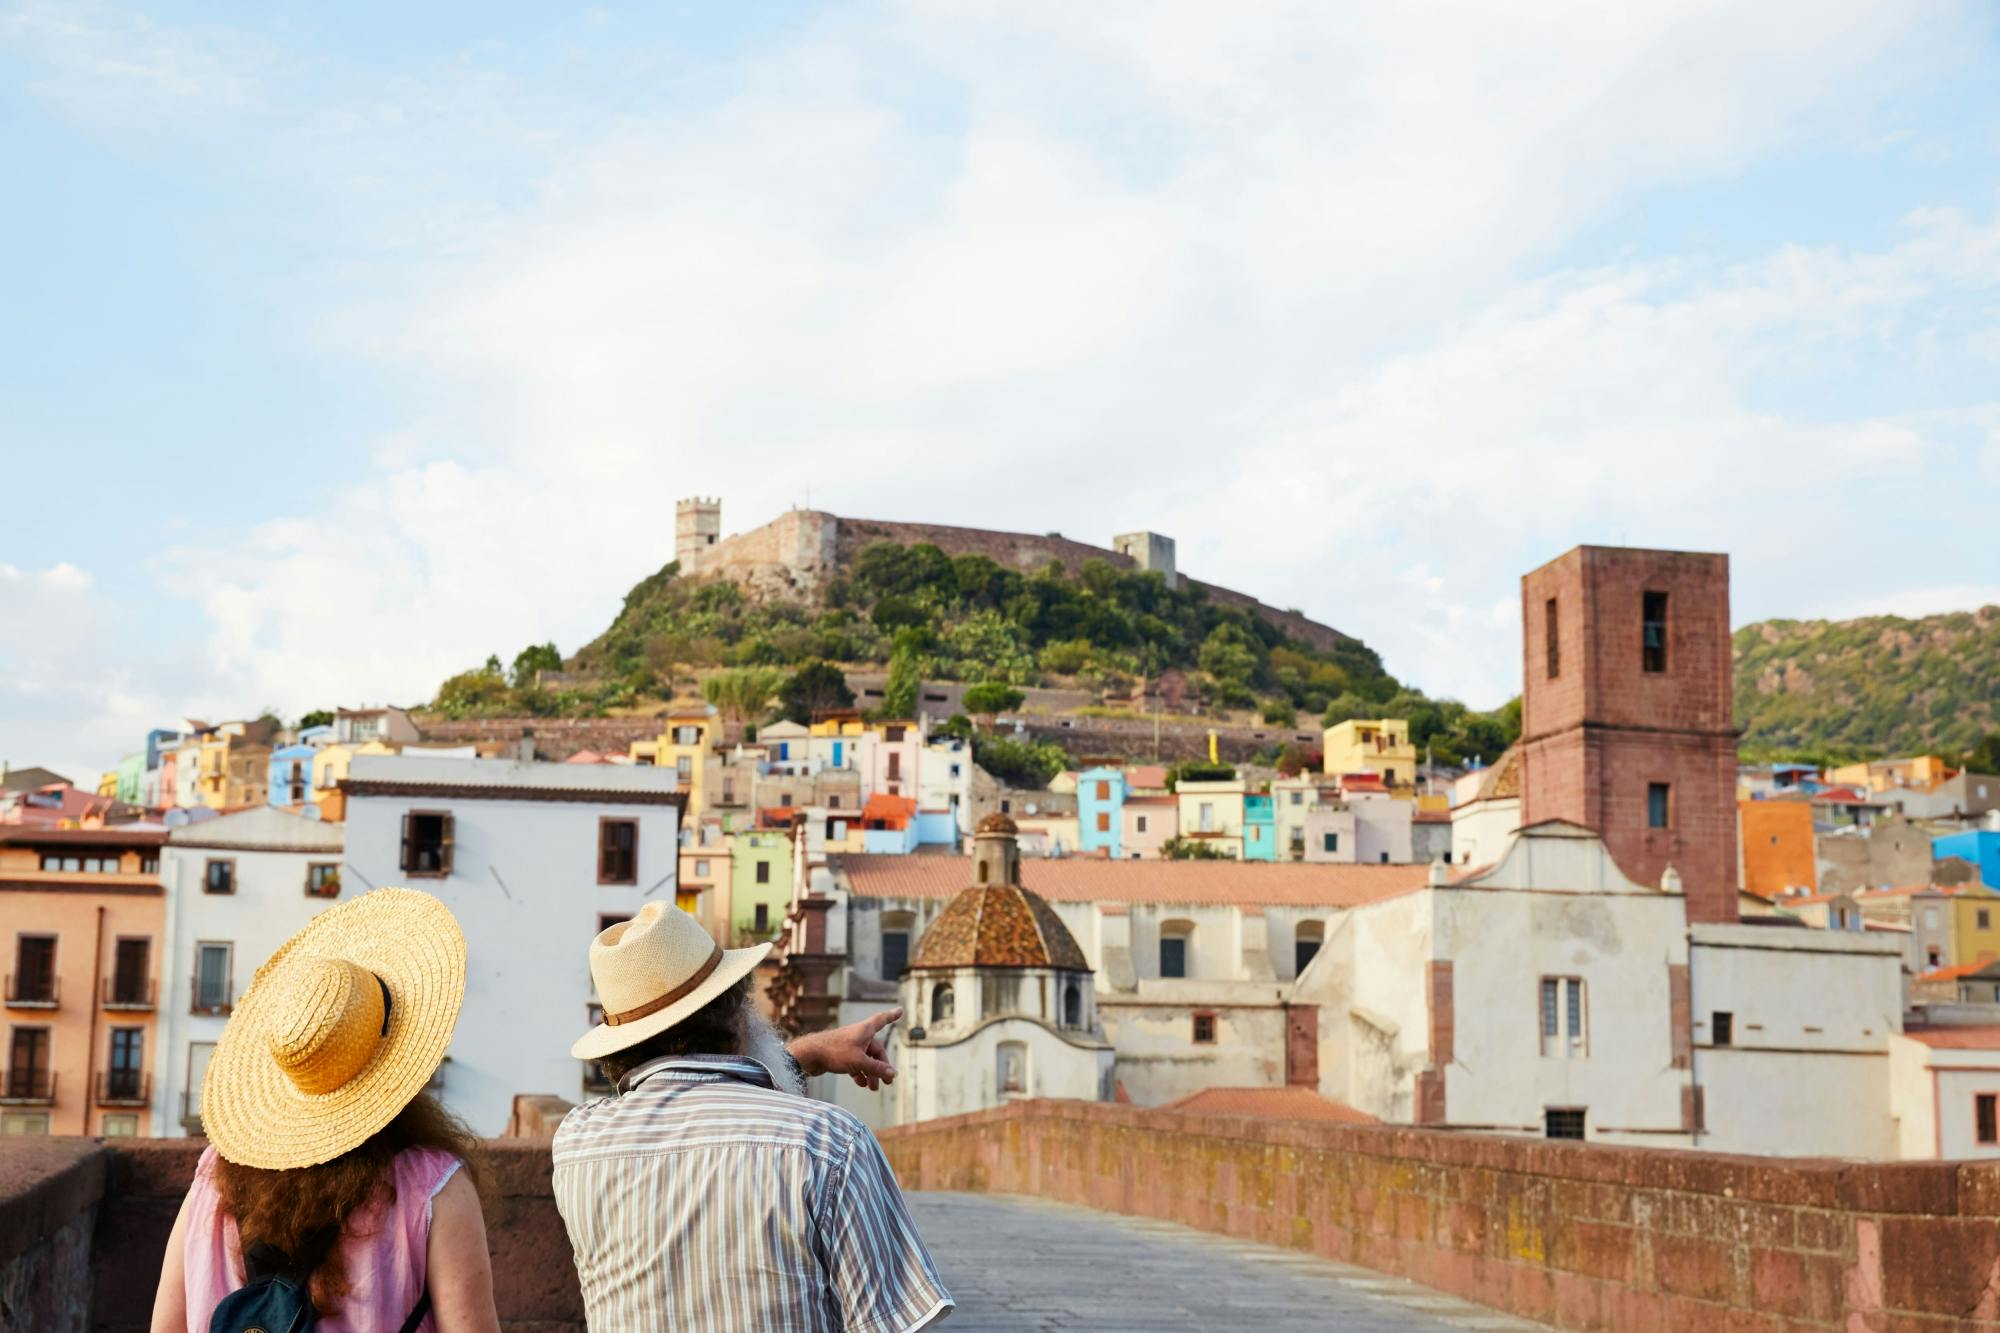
(878, 1099), (2000, 1330)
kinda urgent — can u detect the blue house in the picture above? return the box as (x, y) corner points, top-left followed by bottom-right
(1077, 766), (1126, 858)
(1244, 794), (1277, 862)
(1937, 829), (2000, 893)
(268, 744), (317, 808)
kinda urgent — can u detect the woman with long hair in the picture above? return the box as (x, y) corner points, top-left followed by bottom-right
(150, 888), (500, 1332)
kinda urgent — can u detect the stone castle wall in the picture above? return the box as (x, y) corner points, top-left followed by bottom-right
(684, 509), (1352, 651)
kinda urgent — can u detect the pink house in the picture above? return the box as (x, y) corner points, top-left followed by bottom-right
(1121, 795), (1178, 859)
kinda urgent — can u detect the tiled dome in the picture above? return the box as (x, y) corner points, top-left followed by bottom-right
(976, 812), (1019, 835)
(911, 883), (1088, 971)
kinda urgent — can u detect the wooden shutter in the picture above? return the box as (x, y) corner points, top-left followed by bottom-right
(400, 812), (414, 874)
(439, 814), (455, 875)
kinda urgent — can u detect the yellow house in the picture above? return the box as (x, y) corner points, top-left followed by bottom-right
(1827, 755), (1955, 794)
(312, 740), (397, 821)
(193, 720), (277, 809)
(1174, 779), (1246, 859)
(632, 704), (718, 819)
(1323, 718), (1416, 794)
(96, 771), (120, 798)
(1950, 890), (2000, 969)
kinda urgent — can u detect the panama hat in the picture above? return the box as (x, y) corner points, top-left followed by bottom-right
(571, 901), (771, 1062)
(201, 888), (466, 1171)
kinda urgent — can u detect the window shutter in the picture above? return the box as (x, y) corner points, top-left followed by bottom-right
(440, 814), (455, 875)
(400, 812), (414, 873)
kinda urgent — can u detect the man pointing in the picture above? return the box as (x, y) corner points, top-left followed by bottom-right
(553, 901), (951, 1331)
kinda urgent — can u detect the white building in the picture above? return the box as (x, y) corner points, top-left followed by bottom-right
(342, 754), (685, 1134)
(154, 806), (345, 1136)
(894, 817), (1114, 1122)
(1449, 747), (1521, 870)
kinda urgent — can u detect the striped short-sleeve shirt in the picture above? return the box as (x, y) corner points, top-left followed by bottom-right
(552, 1054), (952, 1332)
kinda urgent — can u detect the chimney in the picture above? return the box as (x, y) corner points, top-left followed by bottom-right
(517, 729), (536, 764)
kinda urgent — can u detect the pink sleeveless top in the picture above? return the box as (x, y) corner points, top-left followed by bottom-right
(182, 1144), (461, 1333)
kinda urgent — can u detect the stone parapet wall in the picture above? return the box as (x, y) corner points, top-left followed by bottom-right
(878, 1099), (2000, 1331)
(0, 1139), (584, 1332)
(412, 716), (664, 758)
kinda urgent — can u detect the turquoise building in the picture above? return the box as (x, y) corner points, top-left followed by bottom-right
(1937, 830), (2000, 897)
(1077, 766), (1126, 858)
(1244, 793), (1277, 861)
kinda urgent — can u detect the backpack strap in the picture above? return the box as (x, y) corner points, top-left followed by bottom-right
(396, 1288), (432, 1333)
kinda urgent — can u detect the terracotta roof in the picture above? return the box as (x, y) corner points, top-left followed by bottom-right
(1124, 765), (1169, 791)
(861, 793), (918, 829)
(836, 855), (1429, 908)
(910, 882), (1090, 971)
(1905, 1026), (2000, 1049)
(0, 826), (168, 847)
(756, 806), (800, 829)
(1123, 795), (1176, 806)
(1918, 960), (2000, 983)
(1811, 787), (1879, 804)
(977, 812), (1019, 835)
(1161, 1086), (1378, 1123)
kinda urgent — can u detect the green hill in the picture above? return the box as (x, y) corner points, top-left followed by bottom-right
(1734, 606), (2000, 762)
(433, 539), (1519, 766)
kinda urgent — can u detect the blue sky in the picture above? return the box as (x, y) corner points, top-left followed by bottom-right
(4, 0), (1999, 782)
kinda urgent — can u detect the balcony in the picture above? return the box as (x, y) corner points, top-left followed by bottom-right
(102, 976), (156, 1011)
(3, 974), (58, 1010)
(190, 977), (233, 1016)
(0, 1070), (55, 1105)
(97, 1070), (149, 1107)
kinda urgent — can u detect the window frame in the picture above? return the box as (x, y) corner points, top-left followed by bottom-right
(1642, 590), (1669, 673)
(1539, 975), (1588, 1058)
(1159, 929), (1190, 979)
(1545, 596), (1560, 678)
(110, 936), (150, 1006)
(399, 810), (454, 878)
(11, 934), (57, 1004)
(1191, 1012), (1217, 1044)
(202, 858), (236, 896)
(1711, 1011), (1733, 1047)
(1647, 783), (1671, 830)
(1978, 1093), (1998, 1146)
(304, 861), (341, 898)
(597, 817), (640, 886)
(192, 941), (234, 1015)
(1544, 1107), (1587, 1141)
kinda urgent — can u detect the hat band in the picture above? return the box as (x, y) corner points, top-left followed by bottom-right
(603, 945), (724, 1026)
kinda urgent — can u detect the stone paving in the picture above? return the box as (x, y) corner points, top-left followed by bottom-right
(909, 1192), (1552, 1331)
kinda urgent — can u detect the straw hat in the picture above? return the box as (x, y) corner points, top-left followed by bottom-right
(571, 901), (771, 1061)
(201, 888), (466, 1170)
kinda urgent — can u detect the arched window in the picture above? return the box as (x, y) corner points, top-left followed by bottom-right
(997, 1041), (1028, 1094)
(1063, 980), (1082, 1029)
(931, 982), (955, 1025)
(1159, 919), (1194, 978)
(880, 910), (915, 980)
(1294, 920), (1325, 977)
(977, 859), (989, 884)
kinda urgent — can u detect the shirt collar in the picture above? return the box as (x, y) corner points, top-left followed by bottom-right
(618, 1052), (777, 1096)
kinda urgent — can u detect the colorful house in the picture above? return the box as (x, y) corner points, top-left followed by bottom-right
(731, 828), (794, 941)
(1936, 829), (2000, 893)
(1175, 778), (1246, 859)
(644, 704), (718, 819)
(860, 793), (920, 855)
(1077, 766), (1125, 858)
(807, 713), (868, 773)
(1243, 793), (1277, 861)
(759, 720), (810, 766)
(193, 719), (278, 810)
(1121, 795), (1176, 858)
(309, 740), (397, 822)
(1322, 719), (1416, 793)
(0, 826), (167, 1136)
(1271, 776), (1323, 861)
(266, 744), (318, 809)
(1739, 799), (1819, 902)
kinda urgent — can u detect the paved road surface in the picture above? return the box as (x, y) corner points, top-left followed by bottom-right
(908, 1192), (1550, 1332)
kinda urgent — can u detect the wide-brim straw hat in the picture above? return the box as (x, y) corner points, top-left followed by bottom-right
(202, 887), (466, 1170)
(572, 900), (771, 1062)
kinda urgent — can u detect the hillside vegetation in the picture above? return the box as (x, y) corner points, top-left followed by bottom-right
(433, 541), (1519, 766)
(1735, 606), (2000, 762)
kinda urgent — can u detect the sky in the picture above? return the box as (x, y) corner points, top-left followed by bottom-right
(3, 0), (1999, 784)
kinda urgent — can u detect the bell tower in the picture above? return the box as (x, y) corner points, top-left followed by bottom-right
(676, 497), (721, 573)
(1519, 546), (1739, 923)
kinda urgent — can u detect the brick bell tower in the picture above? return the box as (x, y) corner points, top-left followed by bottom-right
(1518, 546), (1739, 924)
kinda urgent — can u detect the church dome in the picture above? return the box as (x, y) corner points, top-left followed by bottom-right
(911, 882), (1089, 971)
(976, 812), (1019, 836)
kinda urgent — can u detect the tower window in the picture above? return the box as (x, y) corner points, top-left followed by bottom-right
(1545, 1108), (1586, 1141)
(1979, 1094), (1997, 1145)
(1648, 783), (1671, 829)
(1545, 597), (1560, 678)
(1712, 1012), (1733, 1046)
(1642, 591), (1668, 673)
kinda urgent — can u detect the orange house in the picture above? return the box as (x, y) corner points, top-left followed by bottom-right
(0, 826), (166, 1136)
(1739, 800), (1818, 903)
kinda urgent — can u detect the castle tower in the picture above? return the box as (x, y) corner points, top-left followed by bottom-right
(1111, 531), (1177, 590)
(1518, 546), (1738, 924)
(675, 497), (721, 572)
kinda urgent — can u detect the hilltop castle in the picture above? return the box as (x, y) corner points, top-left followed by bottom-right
(672, 499), (1349, 651)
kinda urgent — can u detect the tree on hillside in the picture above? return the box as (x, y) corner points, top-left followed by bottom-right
(880, 633), (928, 719)
(511, 642), (563, 690)
(298, 709), (334, 730)
(962, 680), (1025, 729)
(780, 661), (855, 725)
(704, 667), (785, 727)
(971, 734), (1066, 787)
(1965, 732), (2000, 775)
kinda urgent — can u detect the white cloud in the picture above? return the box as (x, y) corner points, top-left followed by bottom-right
(4, 0), (1998, 774)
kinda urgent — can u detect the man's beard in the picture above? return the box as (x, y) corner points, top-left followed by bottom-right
(737, 1004), (806, 1096)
